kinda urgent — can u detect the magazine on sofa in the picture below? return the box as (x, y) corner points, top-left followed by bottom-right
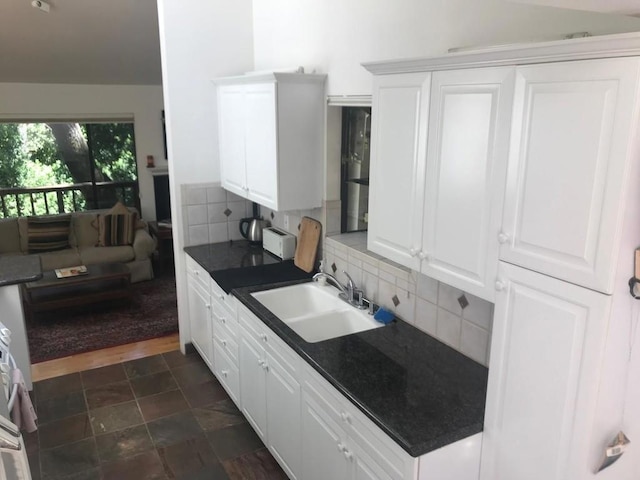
(55, 265), (88, 278)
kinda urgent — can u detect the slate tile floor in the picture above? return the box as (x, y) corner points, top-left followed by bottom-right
(27, 351), (288, 480)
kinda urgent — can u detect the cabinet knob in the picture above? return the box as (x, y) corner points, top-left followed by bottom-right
(206, 304), (211, 310)
(221, 317), (226, 324)
(340, 412), (352, 424)
(195, 270), (200, 276)
(418, 251), (429, 261)
(258, 359), (265, 367)
(409, 248), (418, 257)
(222, 339), (227, 347)
(219, 294), (225, 301)
(497, 232), (510, 244)
(262, 361), (269, 372)
(343, 449), (353, 461)
(337, 442), (345, 453)
(495, 280), (506, 292)
(221, 370), (228, 378)
(261, 334), (268, 342)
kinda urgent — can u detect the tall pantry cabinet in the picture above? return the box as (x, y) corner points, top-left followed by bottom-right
(363, 33), (640, 480)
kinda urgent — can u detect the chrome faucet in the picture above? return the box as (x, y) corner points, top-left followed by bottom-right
(312, 271), (368, 309)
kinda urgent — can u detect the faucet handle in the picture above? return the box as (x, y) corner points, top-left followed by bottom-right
(342, 271), (356, 289)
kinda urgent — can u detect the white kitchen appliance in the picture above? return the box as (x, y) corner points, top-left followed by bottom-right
(262, 227), (296, 260)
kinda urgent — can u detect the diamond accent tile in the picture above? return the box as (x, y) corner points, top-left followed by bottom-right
(331, 263), (337, 273)
(392, 295), (400, 307)
(458, 294), (469, 310)
(270, 212), (275, 220)
(223, 208), (232, 217)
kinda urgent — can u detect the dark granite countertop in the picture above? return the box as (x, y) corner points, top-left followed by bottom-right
(234, 280), (488, 458)
(0, 255), (43, 287)
(184, 241), (314, 292)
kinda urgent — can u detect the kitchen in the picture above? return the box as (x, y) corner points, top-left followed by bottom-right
(163, 1), (640, 480)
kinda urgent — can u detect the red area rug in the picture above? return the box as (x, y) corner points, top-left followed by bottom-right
(26, 270), (178, 363)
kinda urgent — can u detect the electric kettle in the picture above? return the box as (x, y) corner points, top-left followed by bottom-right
(239, 217), (270, 244)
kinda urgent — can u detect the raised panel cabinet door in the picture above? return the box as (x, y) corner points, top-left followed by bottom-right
(238, 327), (267, 441)
(367, 72), (431, 270)
(481, 262), (611, 480)
(500, 58), (640, 293)
(301, 390), (349, 480)
(218, 84), (248, 198)
(266, 351), (302, 480)
(186, 278), (213, 368)
(421, 67), (515, 302)
(245, 82), (279, 209)
(352, 442), (394, 480)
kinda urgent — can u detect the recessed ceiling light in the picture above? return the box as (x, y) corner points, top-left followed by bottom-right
(31, 0), (50, 13)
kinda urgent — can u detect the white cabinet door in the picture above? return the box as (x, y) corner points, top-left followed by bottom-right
(266, 349), (301, 479)
(367, 72), (431, 270)
(301, 389), (349, 480)
(499, 58), (640, 293)
(186, 277), (213, 368)
(218, 84), (247, 197)
(239, 327), (267, 441)
(352, 442), (393, 480)
(421, 67), (514, 302)
(481, 262), (611, 480)
(245, 83), (278, 209)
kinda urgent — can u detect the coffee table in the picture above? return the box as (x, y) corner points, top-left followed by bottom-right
(21, 263), (132, 321)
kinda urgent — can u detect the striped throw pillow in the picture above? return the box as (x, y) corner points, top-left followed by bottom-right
(98, 212), (138, 246)
(27, 215), (72, 253)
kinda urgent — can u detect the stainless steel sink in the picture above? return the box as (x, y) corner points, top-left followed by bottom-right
(251, 282), (383, 343)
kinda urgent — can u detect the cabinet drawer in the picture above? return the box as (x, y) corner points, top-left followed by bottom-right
(211, 279), (237, 320)
(212, 298), (238, 340)
(186, 256), (210, 290)
(238, 303), (267, 344)
(265, 330), (300, 380)
(302, 363), (347, 430)
(214, 327), (239, 365)
(214, 339), (240, 406)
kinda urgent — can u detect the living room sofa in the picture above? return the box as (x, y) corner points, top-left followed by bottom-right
(0, 209), (156, 283)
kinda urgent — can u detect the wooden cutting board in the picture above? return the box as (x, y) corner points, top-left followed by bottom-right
(294, 217), (322, 273)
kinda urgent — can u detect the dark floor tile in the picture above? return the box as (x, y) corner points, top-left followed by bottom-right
(163, 350), (201, 369)
(146, 411), (203, 448)
(138, 389), (189, 422)
(34, 373), (83, 400)
(95, 425), (154, 464)
(81, 364), (128, 390)
(39, 413), (92, 449)
(170, 361), (214, 389)
(102, 450), (166, 480)
(193, 399), (245, 432)
(28, 451), (41, 480)
(37, 390), (86, 425)
(85, 381), (134, 410)
(57, 467), (103, 480)
(24, 429), (39, 455)
(123, 355), (168, 379)
(158, 435), (227, 480)
(206, 423), (264, 461)
(40, 438), (99, 479)
(222, 448), (287, 480)
(90, 401), (143, 435)
(180, 379), (228, 408)
(130, 370), (178, 398)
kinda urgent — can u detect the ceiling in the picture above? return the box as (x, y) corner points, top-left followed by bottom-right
(0, 0), (162, 85)
(509, 0), (640, 16)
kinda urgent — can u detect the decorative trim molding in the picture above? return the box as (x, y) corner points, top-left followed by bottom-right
(327, 95), (372, 107)
(362, 32), (640, 74)
(212, 72), (326, 86)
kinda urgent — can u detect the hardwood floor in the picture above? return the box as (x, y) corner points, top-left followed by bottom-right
(31, 333), (180, 382)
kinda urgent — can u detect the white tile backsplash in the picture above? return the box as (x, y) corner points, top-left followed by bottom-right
(182, 182), (251, 247)
(324, 233), (494, 367)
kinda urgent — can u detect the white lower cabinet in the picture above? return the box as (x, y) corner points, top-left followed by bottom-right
(238, 305), (302, 479)
(186, 257), (213, 368)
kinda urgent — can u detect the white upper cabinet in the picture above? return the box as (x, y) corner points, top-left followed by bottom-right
(215, 73), (326, 211)
(368, 67), (514, 301)
(499, 58), (640, 293)
(421, 67), (514, 301)
(481, 262), (612, 480)
(367, 72), (431, 271)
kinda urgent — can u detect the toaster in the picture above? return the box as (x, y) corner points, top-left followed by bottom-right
(262, 227), (296, 260)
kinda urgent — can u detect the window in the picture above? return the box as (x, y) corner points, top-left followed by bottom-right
(341, 107), (371, 233)
(0, 121), (139, 218)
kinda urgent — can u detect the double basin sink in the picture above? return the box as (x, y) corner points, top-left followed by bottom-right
(251, 281), (384, 343)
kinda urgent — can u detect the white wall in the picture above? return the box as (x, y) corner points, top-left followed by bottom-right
(0, 83), (165, 220)
(157, 0), (254, 350)
(252, 0), (640, 95)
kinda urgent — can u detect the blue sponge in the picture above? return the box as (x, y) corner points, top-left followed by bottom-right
(373, 307), (395, 325)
